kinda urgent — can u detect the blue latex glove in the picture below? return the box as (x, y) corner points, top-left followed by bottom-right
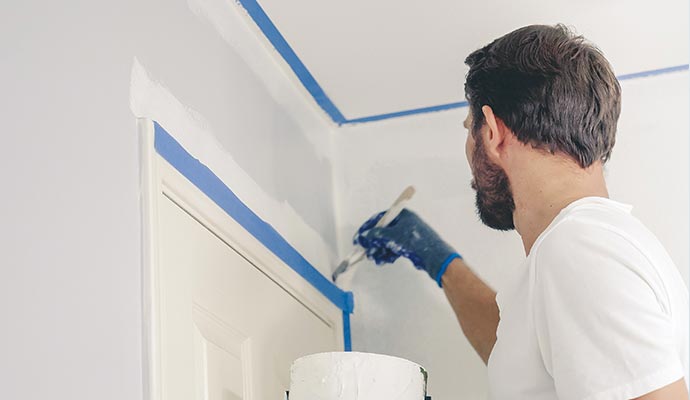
(353, 209), (462, 287)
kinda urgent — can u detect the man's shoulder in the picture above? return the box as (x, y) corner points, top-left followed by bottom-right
(536, 201), (652, 258)
(532, 205), (656, 276)
(530, 202), (677, 296)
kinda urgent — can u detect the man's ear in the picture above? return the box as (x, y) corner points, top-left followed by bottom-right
(481, 105), (508, 163)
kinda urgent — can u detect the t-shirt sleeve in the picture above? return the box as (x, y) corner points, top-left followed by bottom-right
(532, 221), (684, 400)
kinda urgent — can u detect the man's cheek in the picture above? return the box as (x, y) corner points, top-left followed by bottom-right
(465, 136), (474, 167)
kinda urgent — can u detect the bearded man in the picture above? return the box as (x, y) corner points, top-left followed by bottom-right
(353, 24), (689, 400)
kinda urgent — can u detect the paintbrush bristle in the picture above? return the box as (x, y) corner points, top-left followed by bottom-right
(331, 259), (350, 282)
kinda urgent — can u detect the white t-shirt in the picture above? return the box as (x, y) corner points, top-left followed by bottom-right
(488, 197), (689, 400)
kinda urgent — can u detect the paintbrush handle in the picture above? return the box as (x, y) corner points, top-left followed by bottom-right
(376, 185), (416, 228)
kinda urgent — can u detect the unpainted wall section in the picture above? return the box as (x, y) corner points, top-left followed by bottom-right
(0, 1), (337, 399)
(333, 72), (689, 400)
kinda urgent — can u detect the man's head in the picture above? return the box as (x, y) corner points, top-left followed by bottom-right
(463, 24), (621, 230)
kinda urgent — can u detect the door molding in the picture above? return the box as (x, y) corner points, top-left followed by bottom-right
(139, 118), (351, 400)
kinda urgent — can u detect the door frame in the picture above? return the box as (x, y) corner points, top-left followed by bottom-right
(138, 118), (351, 400)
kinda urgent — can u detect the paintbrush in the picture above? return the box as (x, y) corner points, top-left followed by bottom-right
(332, 186), (416, 283)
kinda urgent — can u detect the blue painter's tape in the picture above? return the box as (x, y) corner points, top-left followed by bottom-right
(232, 0), (689, 125)
(340, 64), (689, 124)
(617, 64), (688, 81)
(153, 122), (354, 314)
(236, 0), (346, 124)
(343, 101), (469, 125)
(342, 310), (352, 352)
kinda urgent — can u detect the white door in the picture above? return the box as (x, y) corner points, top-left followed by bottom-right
(148, 156), (343, 400)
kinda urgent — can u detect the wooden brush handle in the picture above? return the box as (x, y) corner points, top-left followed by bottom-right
(376, 186), (416, 227)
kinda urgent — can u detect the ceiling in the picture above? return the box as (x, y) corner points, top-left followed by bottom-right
(237, 0), (689, 125)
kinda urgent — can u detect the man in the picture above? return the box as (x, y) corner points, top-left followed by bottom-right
(354, 25), (689, 399)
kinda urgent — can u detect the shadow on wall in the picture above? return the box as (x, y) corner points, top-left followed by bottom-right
(212, 108), (337, 250)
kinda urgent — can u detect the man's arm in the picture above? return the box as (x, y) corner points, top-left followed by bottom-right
(441, 256), (690, 400)
(633, 379), (688, 400)
(441, 258), (499, 364)
(354, 209), (501, 364)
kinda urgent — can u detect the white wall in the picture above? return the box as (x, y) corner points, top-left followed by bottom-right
(334, 71), (689, 399)
(0, 1), (337, 399)
(334, 108), (521, 400)
(607, 72), (690, 284)
(2, 1), (688, 399)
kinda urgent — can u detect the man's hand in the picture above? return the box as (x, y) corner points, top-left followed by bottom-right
(355, 208), (500, 364)
(353, 209), (461, 286)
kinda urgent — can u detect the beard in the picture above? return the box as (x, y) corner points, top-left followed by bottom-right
(470, 136), (516, 231)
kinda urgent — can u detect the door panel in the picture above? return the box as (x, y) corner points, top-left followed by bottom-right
(157, 194), (337, 400)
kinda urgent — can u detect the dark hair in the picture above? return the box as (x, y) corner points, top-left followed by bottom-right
(464, 24), (621, 168)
